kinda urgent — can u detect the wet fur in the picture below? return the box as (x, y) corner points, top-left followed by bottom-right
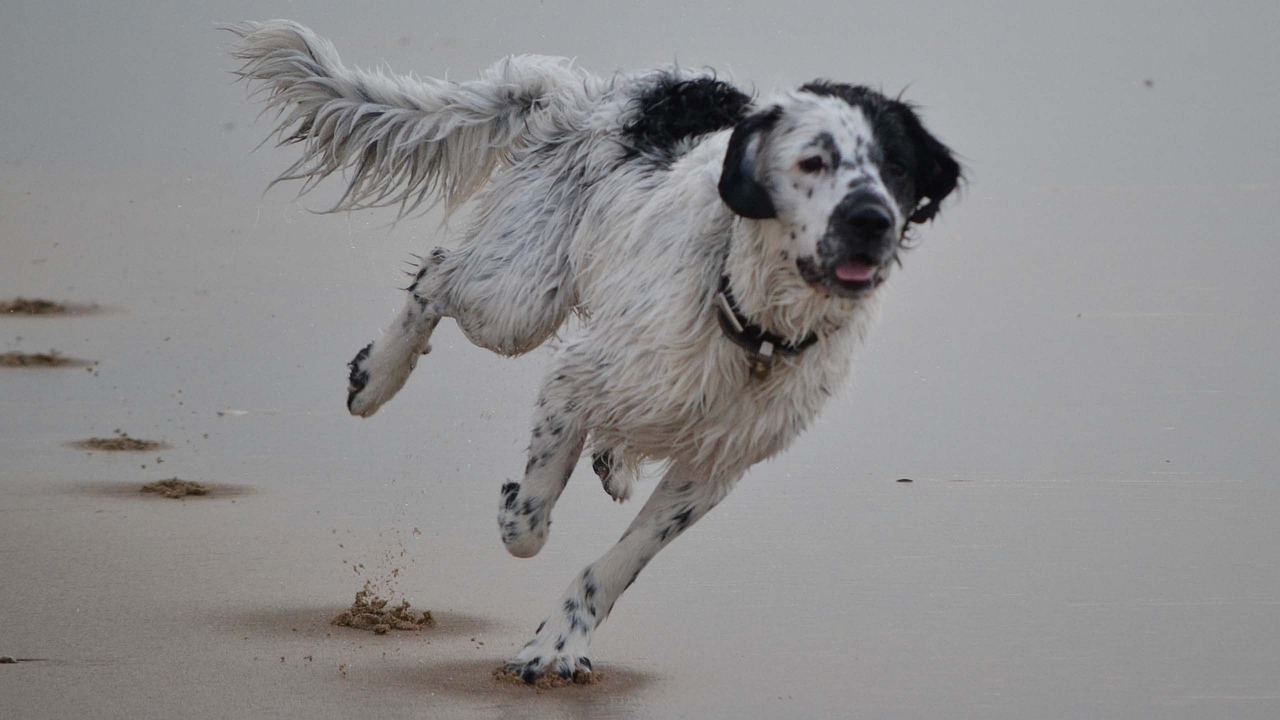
(227, 20), (959, 684)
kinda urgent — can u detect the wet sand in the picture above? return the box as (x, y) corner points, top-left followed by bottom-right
(2, 1), (1278, 718)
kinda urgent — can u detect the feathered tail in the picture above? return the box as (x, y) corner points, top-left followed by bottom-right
(224, 20), (591, 215)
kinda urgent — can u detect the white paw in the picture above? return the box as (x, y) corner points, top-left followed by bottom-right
(497, 482), (550, 558)
(500, 612), (595, 685)
(346, 339), (420, 417)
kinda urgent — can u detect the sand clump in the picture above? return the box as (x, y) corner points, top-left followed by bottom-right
(331, 582), (436, 634)
(74, 432), (165, 452)
(0, 351), (78, 367)
(0, 298), (67, 315)
(493, 665), (602, 690)
(0, 297), (98, 315)
(140, 478), (210, 499)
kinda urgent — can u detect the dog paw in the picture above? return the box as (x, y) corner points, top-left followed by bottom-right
(497, 482), (549, 558)
(346, 342), (382, 417)
(346, 338), (419, 418)
(497, 655), (595, 687)
(499, 627), (595, 686)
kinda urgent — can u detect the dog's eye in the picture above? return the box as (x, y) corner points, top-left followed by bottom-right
(797, 156), (825, 174)
(885, 161), (909, 179)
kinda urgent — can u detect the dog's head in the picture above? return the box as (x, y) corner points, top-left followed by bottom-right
(719, 83), (960, 298)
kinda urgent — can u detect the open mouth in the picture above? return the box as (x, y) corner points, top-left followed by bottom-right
(796, 256), (886, 297)
(828, 259), (883, 296)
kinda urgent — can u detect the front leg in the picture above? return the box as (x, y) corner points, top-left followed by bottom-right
(497, 372), (586, 558)
(500, 462), (739, 684)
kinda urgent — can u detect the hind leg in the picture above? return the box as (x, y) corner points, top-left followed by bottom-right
(347, 207), (575, 417)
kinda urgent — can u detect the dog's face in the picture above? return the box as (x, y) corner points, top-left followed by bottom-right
(719, 84), (960, 298)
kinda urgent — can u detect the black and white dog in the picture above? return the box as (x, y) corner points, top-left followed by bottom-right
(227, 20), (960, 684)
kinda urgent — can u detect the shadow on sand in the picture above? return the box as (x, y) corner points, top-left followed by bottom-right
(354, 656), (659, 717)
(223, 605), (506, 641)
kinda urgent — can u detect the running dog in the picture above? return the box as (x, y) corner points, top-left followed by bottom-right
(226, 20), (960, 684)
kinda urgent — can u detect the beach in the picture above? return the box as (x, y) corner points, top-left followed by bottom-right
(2, 2), (1278, 717)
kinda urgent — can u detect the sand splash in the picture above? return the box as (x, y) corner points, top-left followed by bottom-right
(331, 581), (436, 634)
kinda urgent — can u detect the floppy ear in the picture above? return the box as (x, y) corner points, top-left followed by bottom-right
(718, 106), (782, 220)
(901, 111), (961, 224)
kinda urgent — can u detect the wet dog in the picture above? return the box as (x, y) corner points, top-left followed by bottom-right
(227, 20), (960, 684)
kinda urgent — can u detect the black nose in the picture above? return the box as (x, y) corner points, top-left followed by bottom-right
(843, 206), (893, 235)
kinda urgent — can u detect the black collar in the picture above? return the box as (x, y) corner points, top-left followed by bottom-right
(715, 275), (819, 378)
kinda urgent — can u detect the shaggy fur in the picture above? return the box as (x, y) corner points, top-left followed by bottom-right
(226, 19), (960, 684)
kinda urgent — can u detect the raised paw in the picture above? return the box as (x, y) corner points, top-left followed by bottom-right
(345, 337), (420, 418)
(497, 482), (550, 558)
(346, 343), (373, 404)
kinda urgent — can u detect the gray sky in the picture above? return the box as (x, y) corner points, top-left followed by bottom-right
(3, 0), (1278, 189)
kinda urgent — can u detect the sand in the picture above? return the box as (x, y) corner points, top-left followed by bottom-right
(3, 2), (1279, 719)
(331, 582), (436, 634)
(1, 298), (67, 315)
(0, 351), (79, 367)
(139, 478), (210, 499)
(71, 433), (166, 452)
(0, 298), (102, 316)
(492, 665), (601, 691)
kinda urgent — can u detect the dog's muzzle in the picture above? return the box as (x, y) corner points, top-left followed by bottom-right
(809, 194), (899, 297)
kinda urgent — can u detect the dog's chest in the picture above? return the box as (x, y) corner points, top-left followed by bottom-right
(723, 345), (847, 445)
(642, 334), (854, 470)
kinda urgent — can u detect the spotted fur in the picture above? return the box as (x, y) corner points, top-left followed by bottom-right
(228, 20), (960, 684)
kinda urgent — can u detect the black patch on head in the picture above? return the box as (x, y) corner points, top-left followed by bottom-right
(622, 74), (752, 166)
(800, 81), (961, 223)
(809, 132), (841, 167)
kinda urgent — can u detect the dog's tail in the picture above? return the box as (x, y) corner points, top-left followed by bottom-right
(224, 20), (591, 215)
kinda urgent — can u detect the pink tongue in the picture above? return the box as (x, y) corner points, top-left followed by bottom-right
(835, 262), (876, 282)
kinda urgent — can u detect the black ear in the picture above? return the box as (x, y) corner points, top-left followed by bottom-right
(718, 106), (782, 220)
(900, 110), (961, 224)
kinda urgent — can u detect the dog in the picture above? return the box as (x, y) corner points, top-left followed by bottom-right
(226, 20), (960, 684)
